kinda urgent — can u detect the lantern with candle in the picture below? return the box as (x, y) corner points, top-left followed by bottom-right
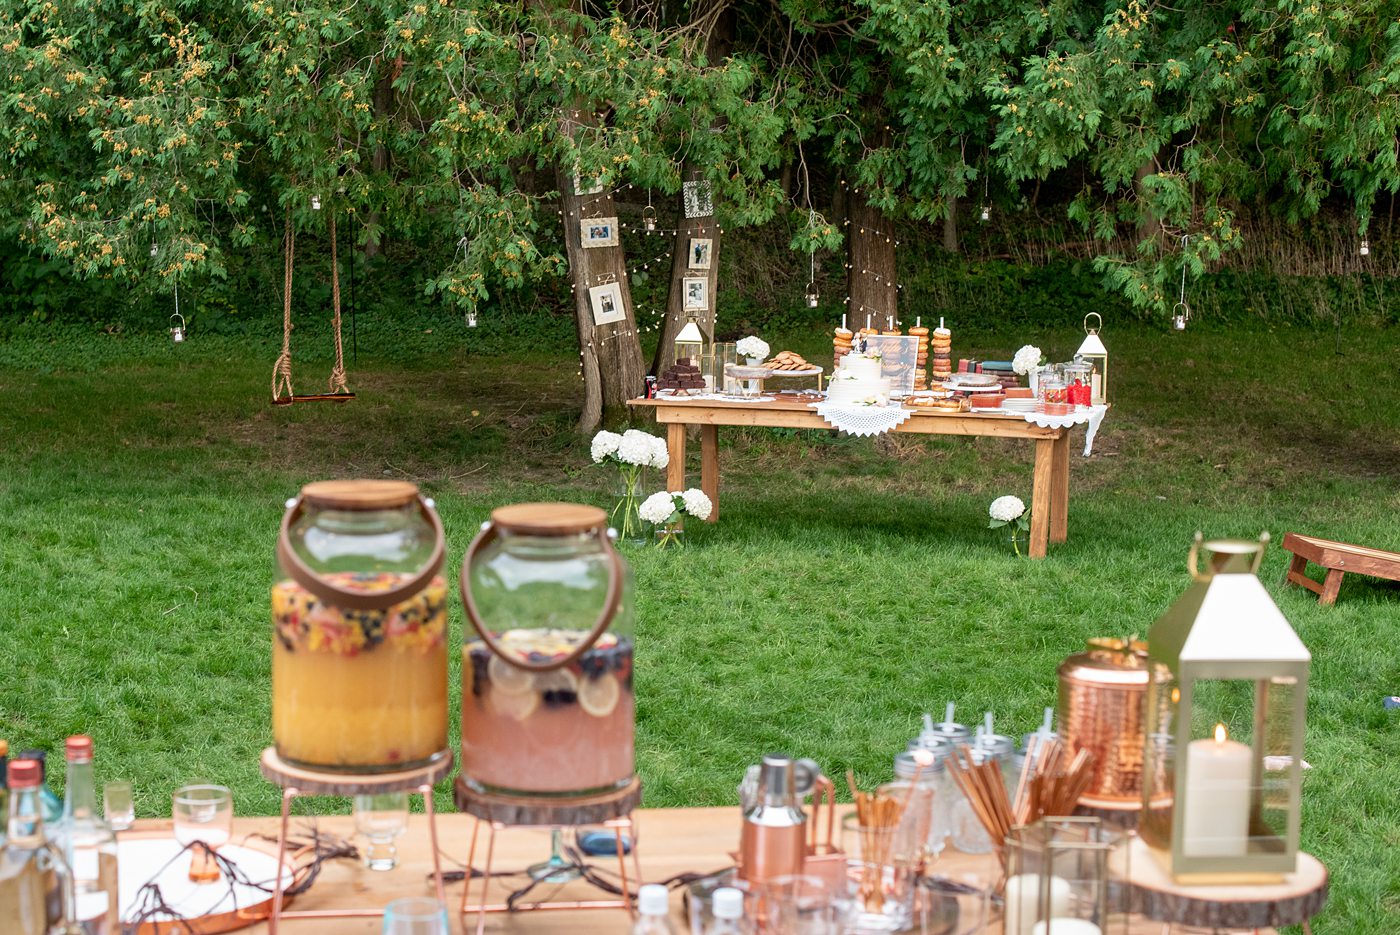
(1075, 313), (1108, 405)
(1141, 533), (1310, 883)
(674, 315), (706, 368)
(1003, 817), (1121, 935)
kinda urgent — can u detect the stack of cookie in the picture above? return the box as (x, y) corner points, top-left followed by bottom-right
(931, 321), (953, 384)
(833, 327), (854, 363)
(761, 351), (812, 372)
(909, 324), (930, 390)
(658, 361), (705, 395)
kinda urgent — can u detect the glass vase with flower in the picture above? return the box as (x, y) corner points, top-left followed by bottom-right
(639, 488), (713, 549)
(591, 429), (669, 545)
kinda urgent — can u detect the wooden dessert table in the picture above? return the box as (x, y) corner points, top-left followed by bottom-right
(140, 806), (1304, 933)
(629, 394), (1095, 558)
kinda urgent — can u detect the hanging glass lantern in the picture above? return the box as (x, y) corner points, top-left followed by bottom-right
(1360, 239), (1370, 257)
(466, 310), (478, 328)
(674, 316), (705, 367)
(1075, 312), (1108, 405)
(1141, 534), (1310, 883)
(642, 206), (657, 232)
(150, 241), (159, 258)
(1172, 304), (1189, 332)
(169, 313), (186, 344)
(311, 195), (322, 211)
(805, 282), (820, 309)
(979, 205), (991, 222)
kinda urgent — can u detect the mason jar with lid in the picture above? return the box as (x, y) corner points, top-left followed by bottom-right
(460, 503), (634, 799)
(272, 480), (449, 773)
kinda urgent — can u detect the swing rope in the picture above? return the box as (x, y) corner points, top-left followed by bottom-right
(328, 213), (348, 394)
(272, 211), (296, 402)
(271, 207), (353, 404)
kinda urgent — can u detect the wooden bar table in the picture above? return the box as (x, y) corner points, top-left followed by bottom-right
(124, 805), (1290, 933)
(628, 394), (1095, 558)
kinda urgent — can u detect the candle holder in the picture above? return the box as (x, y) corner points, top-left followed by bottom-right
(1141, 534), (1310, 884)
(1002, 817), (1126, 935)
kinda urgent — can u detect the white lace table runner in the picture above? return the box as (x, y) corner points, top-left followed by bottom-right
(811, 403), (914, 437)
(655, 392), (776, 403)
(1017, 405), (1109, 455)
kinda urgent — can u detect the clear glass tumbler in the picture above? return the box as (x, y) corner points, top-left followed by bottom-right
(104, 780), (134, 831)
(172, 784), (233, 883)
(381, 897), (450, 935)
(841, 813), (917, 933)
(354, 792), (409, 871)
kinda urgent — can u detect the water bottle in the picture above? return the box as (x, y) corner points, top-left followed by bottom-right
(705, 886), (747, 935)
(632, 883), (678, 935)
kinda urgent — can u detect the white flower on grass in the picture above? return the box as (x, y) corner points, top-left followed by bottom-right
(989, 495), (1026, 523)
(1012, 345), (1043, 376)
(647, 434), (670, 469)
(591, 430), (622, 463)
(736, 336), (770, 360)
(639, 491), (678, 525)
(617, 429), (655, 466)
(681, 488), (712, 521)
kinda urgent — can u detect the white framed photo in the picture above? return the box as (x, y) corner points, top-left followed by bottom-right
(683, 276), (709, 311)
(588, 281), (626, 326)
(580, 217), (619, 248)
(682, 180), (713, 218)
(688, 238), (713, 270)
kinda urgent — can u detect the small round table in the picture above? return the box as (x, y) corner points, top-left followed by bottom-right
(1122, 837), (1328, 934)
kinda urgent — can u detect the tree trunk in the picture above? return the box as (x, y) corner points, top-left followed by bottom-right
(651, 166), (721, 374)
(363, 63), (398, 260)
(1135, 155), (1159, 246)
(847, 189), (898, 331)
(556, 162), (646, 432)
(943, 194), (959, 253)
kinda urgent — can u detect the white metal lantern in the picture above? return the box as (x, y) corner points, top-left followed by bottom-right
(674, 316), (705, 367)
(1141, 533), (1310, 884)
(170, 313), (186, 344)
(1075, 312), (1108, 405)
(804, 283), (820, 308)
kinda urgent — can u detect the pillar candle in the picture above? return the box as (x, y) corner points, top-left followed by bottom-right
(1182, 724), (1251, 857)
(1031, 921), (1102, 935)
(1003, 874), (1070, 935)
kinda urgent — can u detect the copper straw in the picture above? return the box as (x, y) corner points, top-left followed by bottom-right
(945, 737), (1097, 849)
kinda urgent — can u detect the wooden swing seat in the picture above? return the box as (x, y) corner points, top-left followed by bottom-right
(270, 392), (356, 406)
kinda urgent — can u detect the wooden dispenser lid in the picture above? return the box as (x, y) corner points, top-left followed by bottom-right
(491, 502), (607, 535)
(301, 479), (419, 510)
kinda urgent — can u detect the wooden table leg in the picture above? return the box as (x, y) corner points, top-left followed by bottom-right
(666, 422), (686, 492)
(700, 424), (720, 522)
(1050, 431), (1070, 544)
(1030, 438), (1054, 559)
(1320, 568), (1344, 606)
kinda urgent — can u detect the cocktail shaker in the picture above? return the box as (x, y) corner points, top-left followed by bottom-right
(737, 754), (807, 886)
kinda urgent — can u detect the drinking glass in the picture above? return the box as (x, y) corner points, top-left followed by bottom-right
(354, 792), (409, 871)
(841, 813), (917, 933)
(381, 897), (450, 935)
(172, 785), (233, 883)
(103, 780), (134, 831)
(761, 874), (848, 935)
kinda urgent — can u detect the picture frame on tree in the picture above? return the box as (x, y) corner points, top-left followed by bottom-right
(682, 180), (713, 218)
(683, 276), (709, 311)
(580, 217), (619, 248)
(588, 281), (626, 326)
(688, 238), (713, 270)
(573, 171), (604, 196)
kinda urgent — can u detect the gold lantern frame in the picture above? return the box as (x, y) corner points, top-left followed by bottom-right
(1141, 533), (1310, 884)
(674, 315), (705, 368)
(1075, 312), (1108, 405)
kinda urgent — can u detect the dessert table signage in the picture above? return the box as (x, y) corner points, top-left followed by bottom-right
(863, 334), (922, 397)
(1141, 534), (1311, 883)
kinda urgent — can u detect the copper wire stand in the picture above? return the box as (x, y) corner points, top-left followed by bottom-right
(258, 747), (453, 933)
(455, 775), (643, 935)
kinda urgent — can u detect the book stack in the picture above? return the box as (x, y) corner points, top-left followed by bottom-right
(979, 360), (1022, 389)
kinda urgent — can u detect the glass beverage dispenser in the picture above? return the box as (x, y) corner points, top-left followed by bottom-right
(460, 503), (634, 798)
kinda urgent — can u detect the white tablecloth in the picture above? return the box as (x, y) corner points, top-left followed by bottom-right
(1015, 404), (1109, 455)
(810, 403), (914, 437)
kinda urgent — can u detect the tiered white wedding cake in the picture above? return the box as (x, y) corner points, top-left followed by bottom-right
(825, 352), (890, 406)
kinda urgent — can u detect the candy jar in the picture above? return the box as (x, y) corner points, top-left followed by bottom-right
(273, 480), (449, 773)
(460, 503), (634, 798)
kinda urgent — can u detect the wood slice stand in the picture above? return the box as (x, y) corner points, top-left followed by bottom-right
(258, 747), (454, 933)
(1120, 837), (1328, 934)
(454, 775), (643, 935)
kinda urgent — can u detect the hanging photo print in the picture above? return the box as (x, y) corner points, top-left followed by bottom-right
(580, 217), (620, 248)
(688, 238), (713, 270)
(683, 276), (709, 311)
(588, 281), (626, 326)
(573, 169), (605, 196)
(682, 180), (714, 218)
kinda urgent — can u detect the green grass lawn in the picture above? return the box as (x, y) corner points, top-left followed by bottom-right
(1, 319), (1398, 932)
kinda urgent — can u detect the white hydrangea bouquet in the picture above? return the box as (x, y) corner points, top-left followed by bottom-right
(988, 495), (1031, 556)
(591, 429), (670, 542)
(736, 335), (770, 364)
(1013, 344), (1047, 394)
(639, 488), (713, 548)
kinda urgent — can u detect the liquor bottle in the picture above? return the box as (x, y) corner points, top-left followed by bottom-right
(17, 752), (63, 824)
(631, 883), (678, 935)
(52, 736), (119, 935)
(0, 758), (78, 935)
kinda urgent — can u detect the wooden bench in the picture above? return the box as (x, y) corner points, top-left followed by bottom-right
(1282, 532), (1400, 605)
